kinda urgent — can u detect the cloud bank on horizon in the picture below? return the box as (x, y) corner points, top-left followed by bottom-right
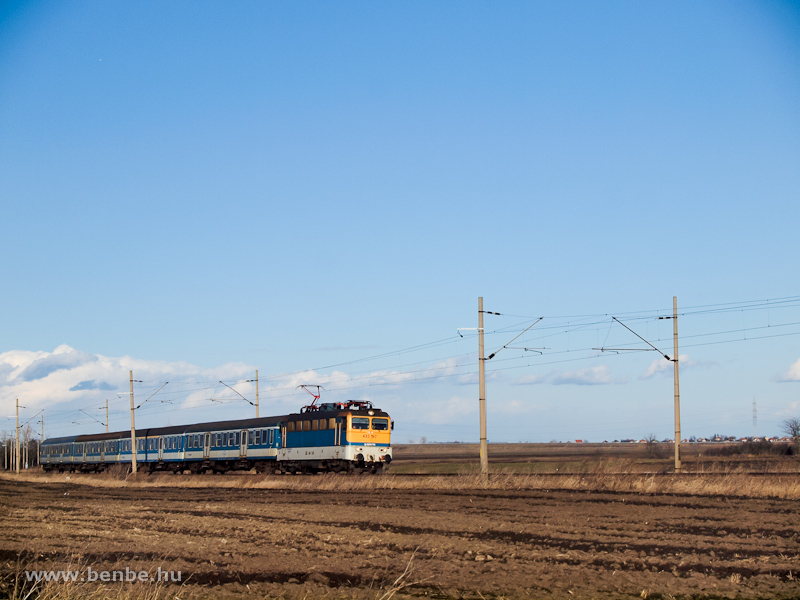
(2, 343), (799, 441)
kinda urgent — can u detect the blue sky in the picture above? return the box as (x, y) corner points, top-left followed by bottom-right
(1, 1), (799, 443)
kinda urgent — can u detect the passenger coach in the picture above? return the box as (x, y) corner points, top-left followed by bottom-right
(41, 401), (392, 474)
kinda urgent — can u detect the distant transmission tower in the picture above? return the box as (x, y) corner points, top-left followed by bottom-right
(752, 398), (758, 439)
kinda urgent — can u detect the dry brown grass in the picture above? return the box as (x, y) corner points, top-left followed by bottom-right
(4, 467), (800, 499)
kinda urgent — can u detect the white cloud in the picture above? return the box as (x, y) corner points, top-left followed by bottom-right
(551, 365), (613, 386)
(513, 374), (546, 385)
(642, 354), (696, 378)
(0, 346), (255, 429)
(779, 358), (800, 382)
(1, 345), (483, 438)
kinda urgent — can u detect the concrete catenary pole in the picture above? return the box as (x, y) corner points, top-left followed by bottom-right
(16, 399), (20, 473)
(38, 414), (43, 467)
(478, 297), (488, 480)
(129, 370), (138, 474)
(105, 399), (109, 434)
(255, 370), (260, 418)
(673, 296), (681, 473)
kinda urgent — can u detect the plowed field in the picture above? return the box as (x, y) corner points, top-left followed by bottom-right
(1, 476), (799, 599)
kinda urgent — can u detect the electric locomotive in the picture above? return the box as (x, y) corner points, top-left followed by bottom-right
(40, 400), (392, 474)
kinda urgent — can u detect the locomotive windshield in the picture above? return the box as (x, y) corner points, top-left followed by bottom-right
(351, 417), (389, 430)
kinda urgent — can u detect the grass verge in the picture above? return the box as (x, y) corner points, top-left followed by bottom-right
(3, 467), (799, 499)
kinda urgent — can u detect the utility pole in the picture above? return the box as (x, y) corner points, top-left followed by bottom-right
(105, 399), (109, 434)
(672, 296), (681, 473)
(129, 371), (137, 474)
(478, 297), (488, 481)
(255, 370), (260, 418)
(39, 414), (44, 467)
(603, 297), (682, 473)
(15, 399), (20, 473)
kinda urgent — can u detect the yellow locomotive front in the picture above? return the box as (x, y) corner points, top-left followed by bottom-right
(345, 407), (392, 471)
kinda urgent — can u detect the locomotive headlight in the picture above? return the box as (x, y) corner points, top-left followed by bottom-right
(368, 410), (374, 416)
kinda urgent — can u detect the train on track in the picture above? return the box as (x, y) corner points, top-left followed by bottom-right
(40, 401), (392, 474)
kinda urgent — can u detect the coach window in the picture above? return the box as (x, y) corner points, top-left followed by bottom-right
(269, 429), (274, 445)
(235, 432), (240, 446)
(352, 417), (370, 430)
(253, 430), (261, 445)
